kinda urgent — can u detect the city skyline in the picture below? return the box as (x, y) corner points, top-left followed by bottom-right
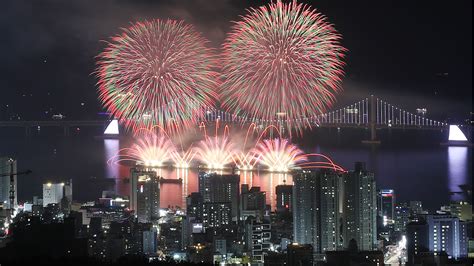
(0, 0), (472, 265)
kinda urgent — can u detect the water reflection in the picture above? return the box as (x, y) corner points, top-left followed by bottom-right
(107, 142), (471, 211)
(104, 139), (120, 191)
(120, 166), (293, 210)
(447, 146), (469, 202)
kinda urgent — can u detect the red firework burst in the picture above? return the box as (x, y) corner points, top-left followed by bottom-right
(97, 19), (219, 134)
(221, 0), (346, 133)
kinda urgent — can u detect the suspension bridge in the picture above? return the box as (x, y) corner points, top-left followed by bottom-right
(202, 95), (449, 142)
(0, 95), (460, 142)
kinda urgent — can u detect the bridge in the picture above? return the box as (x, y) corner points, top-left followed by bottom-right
(203, 95), (449, 141)
(0, 95), (452, 140)
(0, 120), (108, 136)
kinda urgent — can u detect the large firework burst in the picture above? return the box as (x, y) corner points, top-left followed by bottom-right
(194, 136), (237, 169)
(97, 19), (218, 133)
(221, 0), (345, 133)
(108, 133), (176, 167)
(253, 138), (307, 172)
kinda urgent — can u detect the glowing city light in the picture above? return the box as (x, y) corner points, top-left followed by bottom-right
(448, 125), (468, 142)
(104, 119), (119, 135)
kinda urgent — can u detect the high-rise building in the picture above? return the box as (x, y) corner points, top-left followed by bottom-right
(198, 172), (212, 202)
(292, 170), (344, 257)
(186, 192), (204, 219)
(407, 215), (469, 262)
(293, 171), (318, 252)
(426, 214), (468, 259)
(213, 239), (227, 260)
(394, 202), (411, 232)
(240, 184), (266, 221)
(275, 184), (292, 213)
(244, 217), (271, 264)
(213, 239), (228, 265)
(198, 172), (240, 221)
(185, 191), (232, 229)
(203, 202), (232, 227)
(142, 228), (158, 255)
(343, 162), (377, 251)
(0, 157), (17, 209)
(448, 201), (472, 221)
(319, 171), (344, 252)
(406, 220), (429, 264)
(43, 183), (63, 207)
(410, 201), (425, 215)
(42, 180), (73, 207)
(377, 189), (395, 223)
(130, 168), (160, 223)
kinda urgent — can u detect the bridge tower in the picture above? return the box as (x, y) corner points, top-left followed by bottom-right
(362, 95), (381, 144)
(370, 95), (376, 141)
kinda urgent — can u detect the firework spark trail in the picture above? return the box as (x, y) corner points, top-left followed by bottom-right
(194, 136), (237, 169)
(108, 123), (346, 173)
(97, 19), (218, 134)
(221, 0), (346, 134)
(108, 133), (176, 167)
(299, 153), (346, 172)
(171, 148), (197, 169)
(253, 138), (307, 172)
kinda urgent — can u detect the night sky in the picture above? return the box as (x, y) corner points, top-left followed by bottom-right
(0, 0), (471, 122)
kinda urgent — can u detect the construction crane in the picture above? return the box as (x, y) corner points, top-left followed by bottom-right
(0, 159), (31, 218)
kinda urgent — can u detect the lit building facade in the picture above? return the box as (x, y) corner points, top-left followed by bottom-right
(130, 168), (160, 223)
(275, 184), (292, 213)
(407, 215), (468, 262)
(198, 172), (240, 221)
(42, 180), (72, 207)
(244, 218), (271, 264)
(343, 162), (377, 251)
(377, 189), (395, 223)
(426, 214), (468, 259)
(0, 157), (17, 209)
(292, 170), (344, 257)
(203, 202), (232, 227)
(240, 184), (266, 222)
(394, 202), (411, 232)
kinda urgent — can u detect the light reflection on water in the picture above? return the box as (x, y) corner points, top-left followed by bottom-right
(103, 138), (472, 211)
(1, 131), (469, 212)
(109, 166), (293, 210)
(104, 139), (120, 192)
(448, 146), (469, 202)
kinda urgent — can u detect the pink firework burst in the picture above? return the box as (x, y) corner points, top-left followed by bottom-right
(253, 138), (307, 172)
(97, 19), (219, 134)
(109, 132), (176, 167)
(194, 136), (237, 170)
(221, 0), (346, 134)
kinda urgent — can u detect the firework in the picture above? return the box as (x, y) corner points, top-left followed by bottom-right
(108, 124), (346, 173)
(97, 19), (218, 133)
(171, 148), (196, 169)
(221, 0), (345, 133)
(194, 136), (237, 169)
(108, 133), (176, 167)
(298, 153), (346, 172)
(233, 151), (259, 170)
(253, 138), (307, 172)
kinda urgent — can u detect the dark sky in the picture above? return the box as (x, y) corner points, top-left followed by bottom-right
(0, 0), (471, 122)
